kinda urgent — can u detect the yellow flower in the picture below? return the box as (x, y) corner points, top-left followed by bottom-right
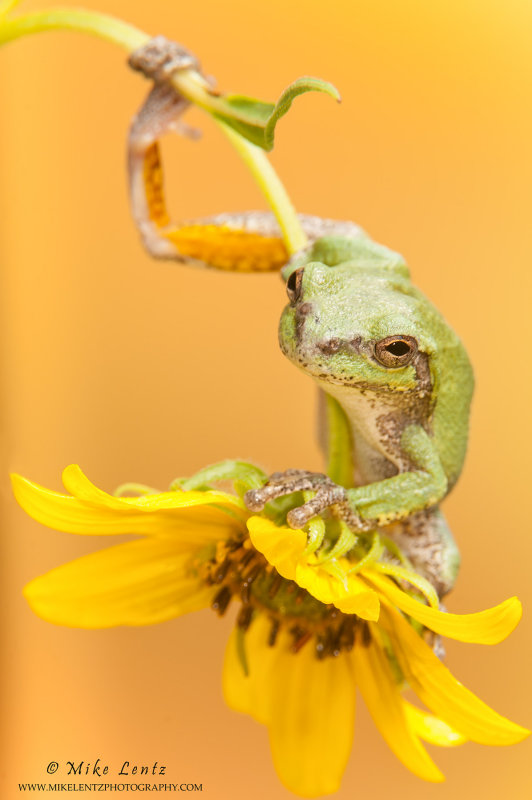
(12, 465), (529, 797)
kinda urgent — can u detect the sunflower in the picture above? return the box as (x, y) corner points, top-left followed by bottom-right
(11, 462), (528, 797)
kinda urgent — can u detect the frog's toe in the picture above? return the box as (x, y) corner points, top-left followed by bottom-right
(244, 469), (347, 521)
(286, 485), (347, 528)
(244, 472), (317, 511)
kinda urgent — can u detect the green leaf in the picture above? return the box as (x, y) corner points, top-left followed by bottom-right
(264, 76), (341, 150)
(210, 76), (340, 151)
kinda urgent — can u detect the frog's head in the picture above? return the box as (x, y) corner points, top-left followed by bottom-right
(279, 236), (437, 394)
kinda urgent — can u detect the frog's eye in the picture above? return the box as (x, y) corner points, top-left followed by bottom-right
(286, 268), (305, 304)
(374, 335), (418, 368)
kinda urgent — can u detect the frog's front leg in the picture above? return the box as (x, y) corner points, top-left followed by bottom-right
(245, 424), (447, 531)
(347, 424), (448, 527)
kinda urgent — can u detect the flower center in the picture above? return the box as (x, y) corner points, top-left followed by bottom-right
(200, 535), (369, 659)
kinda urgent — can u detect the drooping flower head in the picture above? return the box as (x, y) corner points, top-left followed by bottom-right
(12, 462), (529, 797)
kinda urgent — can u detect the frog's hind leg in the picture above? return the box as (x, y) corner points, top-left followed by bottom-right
(128, 82), (198, 259)
(127, 37), (366, 272)
(128, 82), (290, 271)
(384, 508), (461, 599)
(127, 36), (289, 271)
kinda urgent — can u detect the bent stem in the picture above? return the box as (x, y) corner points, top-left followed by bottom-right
(218, 121), (307, 253)
(0, 6), (307, 254)
(0, 7), (148, 49)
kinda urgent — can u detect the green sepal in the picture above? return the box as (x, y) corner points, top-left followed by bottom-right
(236, 625), (250, 677)
(262, 491), (306, 525)
(212, 76), (340, 151)
(171, 459), (267, 493)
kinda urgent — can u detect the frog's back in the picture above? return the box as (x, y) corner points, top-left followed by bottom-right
(417, 294), (474, 488)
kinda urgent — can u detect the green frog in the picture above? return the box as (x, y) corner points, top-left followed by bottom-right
(244, 232), (474, 597)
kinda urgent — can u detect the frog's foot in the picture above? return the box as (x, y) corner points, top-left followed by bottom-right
(128, 36), (201, 83)
(244, 470), (351, 529)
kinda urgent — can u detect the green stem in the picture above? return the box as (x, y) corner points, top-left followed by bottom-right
(316, 520), (357, 563)
(0, 8), (148, 50)
(217, 121), (306, 254)
(346, 531), (383, 575)
(0, 6), (307, 254)
(325, 394), (354, 487)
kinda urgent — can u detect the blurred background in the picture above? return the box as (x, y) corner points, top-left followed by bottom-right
(1, 0), (531, 797)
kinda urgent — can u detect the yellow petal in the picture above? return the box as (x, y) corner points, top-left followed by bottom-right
(11, 473), (243, 545)
(352, 629), (444, 782)
(247, 517), (306, 580)
(367, 573), (522, 644)
(167, 224), (288, 272)
(268, 636), (356, 797)
(61, 464), (142, 510)
(403, 701), (467, 747)
(23, 537), (214, 628)
(12, 473), (131, 534)
(382, 604), (530, 746)
(247, 518), (380, 619)
(223, 614), (280, 726)
(62, 464), (246, 513)
(294, 562), (380, 621)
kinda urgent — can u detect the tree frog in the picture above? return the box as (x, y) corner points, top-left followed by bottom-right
(245, 232), (474, 597)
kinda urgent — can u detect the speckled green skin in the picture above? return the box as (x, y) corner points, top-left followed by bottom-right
(279, 234), (474, 594)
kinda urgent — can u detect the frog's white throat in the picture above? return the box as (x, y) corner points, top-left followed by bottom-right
(319, 380), (414, 486)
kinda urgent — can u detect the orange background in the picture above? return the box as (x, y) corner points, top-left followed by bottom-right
(2, 0), (532, 797)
